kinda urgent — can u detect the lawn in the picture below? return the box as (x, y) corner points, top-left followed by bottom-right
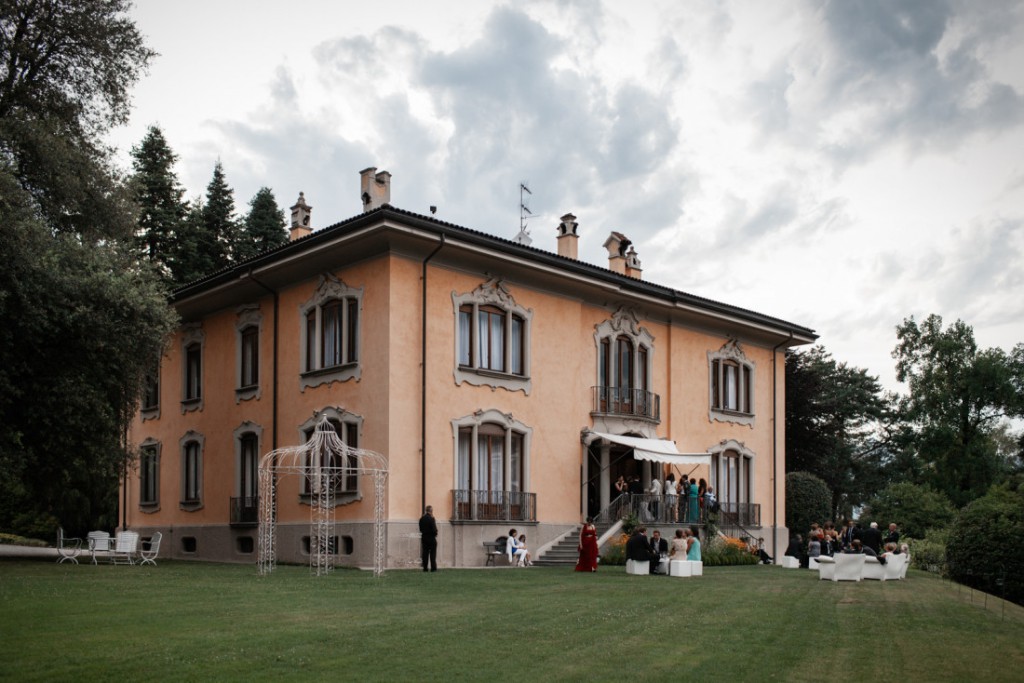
(1, 560), (1022, 682)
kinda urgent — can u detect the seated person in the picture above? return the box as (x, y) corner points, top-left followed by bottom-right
(847, 539), (885, 564)
(648, 529), (669, 574)
(669, 529), (688, 558)
(807, 535), (821, 561)
(785, 533), (808, 568)
(626, 527), (657, 568)
(506, 528), (529, 566)
(517, 534), (533, 567)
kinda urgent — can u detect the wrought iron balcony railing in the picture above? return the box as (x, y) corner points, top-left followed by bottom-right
(451, 490), (537, 522)
(591, 386), (660, 422)
(230, 496), (259, 526)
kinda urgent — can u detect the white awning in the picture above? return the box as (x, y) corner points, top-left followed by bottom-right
(585, 431), (711, 466)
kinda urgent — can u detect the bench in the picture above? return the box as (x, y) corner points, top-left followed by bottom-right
(484, 541), (510, 566)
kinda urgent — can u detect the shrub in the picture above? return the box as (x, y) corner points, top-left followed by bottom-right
(599, 533), (629, 566)
(946, 482), (1024, 605)
(906, 529), (948, 574)
(702, 536), (759, 567)
(861, 482), (956, 539)
(785, 471), (831, 538)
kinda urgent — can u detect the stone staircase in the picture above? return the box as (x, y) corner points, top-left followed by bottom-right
(533, 520), (617, 567)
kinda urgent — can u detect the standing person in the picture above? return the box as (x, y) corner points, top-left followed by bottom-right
(704, 486), (718, 517)
(885, 523), (900, 546)
(840, 519), (858, 550)
(862, 522), (883, 554)
(419, 505), (438, 572)
(687, 478), (699, 524)
(648, 477), (662, 521)
(697, 478), (708, 520)
(576, 517), (600, 572)
(664, 473), (678, 523)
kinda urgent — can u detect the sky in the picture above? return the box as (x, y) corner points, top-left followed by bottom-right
(108, 0), (1024, 395)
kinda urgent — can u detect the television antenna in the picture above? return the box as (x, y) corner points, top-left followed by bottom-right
(515, 181), (532, 245)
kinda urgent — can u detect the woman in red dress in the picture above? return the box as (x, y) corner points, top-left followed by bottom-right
(575, 517), (600, 572)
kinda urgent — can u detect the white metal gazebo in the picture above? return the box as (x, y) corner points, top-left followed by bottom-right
(257, 416), (389, 577)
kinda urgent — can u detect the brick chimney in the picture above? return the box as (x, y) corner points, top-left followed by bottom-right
(289, 192), (312, 241)
(603, 231), (631, 275)
(360, 167), (391, 212)
(556, 213), (579, 259)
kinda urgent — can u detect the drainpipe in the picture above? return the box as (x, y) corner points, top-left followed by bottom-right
(247, 271), (279, 450)
(421, 236), (446, 511)
(771, 332), (793, 563)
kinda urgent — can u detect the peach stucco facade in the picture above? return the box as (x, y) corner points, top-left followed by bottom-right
(124, 179), (815, 568)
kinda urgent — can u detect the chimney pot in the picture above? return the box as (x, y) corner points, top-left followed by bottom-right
(360, 167), (391, 212)
(556, 213), (579, 259)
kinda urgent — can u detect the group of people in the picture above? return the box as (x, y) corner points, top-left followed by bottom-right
(623, 525), (702, 574)
(786, 519), (907, 568)
(614, 474), (718, 524)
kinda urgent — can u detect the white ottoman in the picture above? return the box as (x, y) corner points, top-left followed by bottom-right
(626, 559), (650, 575)
(669, 560), (692, 577)
(781, 556), (800, 569)
(687, 560), (703, 576)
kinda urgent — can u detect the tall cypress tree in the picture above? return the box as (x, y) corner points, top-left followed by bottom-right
(130, 125), (187, 278)
(236, 187), (288, 262)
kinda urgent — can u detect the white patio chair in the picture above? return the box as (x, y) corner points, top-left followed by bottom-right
(56, 527), (83, 564)
(111, 530), (139, 565)
(884, 554), (907, 581)
(862, 556), (886, 580)
(87, 531), (112, 565)
(817, 556), (836, 580)
(833, 553), (866, 581)
(900, 555), (911, 579)
(138, 532), (162, 566)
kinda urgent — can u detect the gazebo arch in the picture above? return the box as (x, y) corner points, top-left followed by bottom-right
(257, 416), (389, 577)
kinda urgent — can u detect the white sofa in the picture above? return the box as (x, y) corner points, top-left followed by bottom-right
(817, 556), (835, 580)
(833, 553), (866, 581)
(862, 556), (886, 580)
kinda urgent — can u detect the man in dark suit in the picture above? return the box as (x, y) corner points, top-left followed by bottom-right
(840, 519), (859, 550)
(419, 504), (438, 572)
(648, 529), (669, 574)
(885, 523), (900, 546)
(861, 522), (883, 554)
(626, 526), (656, 566)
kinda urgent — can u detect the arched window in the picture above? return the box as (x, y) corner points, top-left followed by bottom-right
(180, 323), (204, 413)
(453, 278), (532, 394)
(299, 275), (363, 390)
(179, 431), (204, 511)
(138, 439), (160, 509)
(452, 410), (533, 522)
(708, 340), (755, 425)
(297, 408), (363, 504)
(593, 308), (656, 421)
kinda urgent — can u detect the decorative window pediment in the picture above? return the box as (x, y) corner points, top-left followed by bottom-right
(236, 304), (263, 403)
(452, 277), (532, 394)
(299, 274), (363, 391)
(708, 339), (755, 426)
(592, 306), (658, 425)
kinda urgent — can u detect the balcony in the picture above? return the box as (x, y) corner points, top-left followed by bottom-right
(230, 496), (258, 526)
(591, 386), (660, 422)
(718, 501), (760, 528)
(451, 490), (537, 523)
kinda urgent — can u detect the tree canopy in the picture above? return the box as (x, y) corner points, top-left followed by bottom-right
(0, 1), (175, 537)
(786, 345), (889, 519)
(130, 124), (188, 278)
(893, 314), (1024, 506)
(236, 186), (288, 262)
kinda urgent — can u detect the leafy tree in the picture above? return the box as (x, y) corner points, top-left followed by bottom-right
(786, 346), (890, 518)
(130, 125), (188, 277)
(0, 0), (155, 239)
(946, 481), (1024, 605)
(893, 315), (1024, 506)
(0, 2), (176, 536)
(860, 481), (956, 540)
(0, 167), (176, 537)
(785, 471), (832, 539)
(236, 186), (287, 262)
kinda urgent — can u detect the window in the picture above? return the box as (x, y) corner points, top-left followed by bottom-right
(592, 308), (656, 421)
(453, 410), (531, 494)
(179, 431), (204, 510)
(142, 365), (159, 412)
(453, 278), (532, 393)
(185, 344), (201, 400)
(298, 409), (363, 502)
(299, 274), (363, 390)
(139, 442), (160, 508)
(708, 439), (757, 524)
(239, 433), (259, 500)
(240, 325), (259, 389)
(708, 340), (755, 425)
(183, 441), (201, 504)
(180, 323), (204, 412)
